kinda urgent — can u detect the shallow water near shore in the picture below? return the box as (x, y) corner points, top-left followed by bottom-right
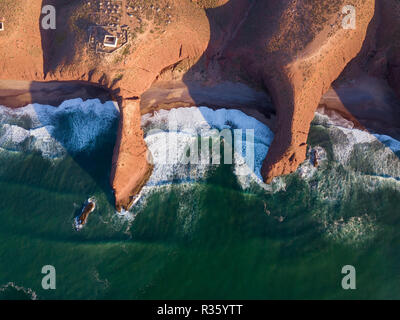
(0, 100), (400, 299)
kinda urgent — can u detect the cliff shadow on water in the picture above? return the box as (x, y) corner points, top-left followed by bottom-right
(25, 80), (119, 206)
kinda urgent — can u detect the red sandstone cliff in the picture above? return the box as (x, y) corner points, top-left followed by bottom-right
(0, 0), (398, 210)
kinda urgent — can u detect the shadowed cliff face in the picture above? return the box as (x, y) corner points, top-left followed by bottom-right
(212, 0), (376, 183)
(1, 0), (399, 210)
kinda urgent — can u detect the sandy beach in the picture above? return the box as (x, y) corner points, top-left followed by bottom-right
(0, 80), (112, 108)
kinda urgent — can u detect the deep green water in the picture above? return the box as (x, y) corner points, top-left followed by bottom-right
(0, 122), (400, 300)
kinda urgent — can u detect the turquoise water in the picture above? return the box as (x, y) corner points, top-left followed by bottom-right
(0, 106), (400, 299)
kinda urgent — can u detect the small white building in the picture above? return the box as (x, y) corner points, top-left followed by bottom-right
(103, 35), (118, 48)
(0, 22), (4, 31)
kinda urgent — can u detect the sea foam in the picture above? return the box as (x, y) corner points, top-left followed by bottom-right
(141, 106), (274, 189)
(0, 98), (119, 158)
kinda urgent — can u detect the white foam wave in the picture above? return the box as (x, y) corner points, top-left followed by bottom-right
(0, 282), (38, 300)
(0, 98), (119, 158)
(374, 134), (400, 154)
(141, 106), (274, 189)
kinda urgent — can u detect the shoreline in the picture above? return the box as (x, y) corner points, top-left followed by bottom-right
(139, 80), (277, 131)
(0, 79), (278, 129)
(2, 79), (398, 140)
(0, 80), (112, 109)
(1, 79), (399, 211)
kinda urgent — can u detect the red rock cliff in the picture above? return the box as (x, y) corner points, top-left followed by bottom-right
(0, 0), (392, 210)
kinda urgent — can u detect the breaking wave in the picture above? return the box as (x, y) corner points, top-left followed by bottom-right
(310, 111), (400, 179)
(0, 98), (119, 158)
(139, 107), (400, 246)
(0, 282), (38, 300)
(141, 106), (274, 189)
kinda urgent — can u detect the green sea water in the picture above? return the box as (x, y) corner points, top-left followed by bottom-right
(0, 116), (400, 300)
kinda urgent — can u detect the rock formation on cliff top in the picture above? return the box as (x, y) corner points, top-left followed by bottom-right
(0, 0), (399, 210)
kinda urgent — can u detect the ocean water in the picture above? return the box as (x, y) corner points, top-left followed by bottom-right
(0, 99), (400, 299)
